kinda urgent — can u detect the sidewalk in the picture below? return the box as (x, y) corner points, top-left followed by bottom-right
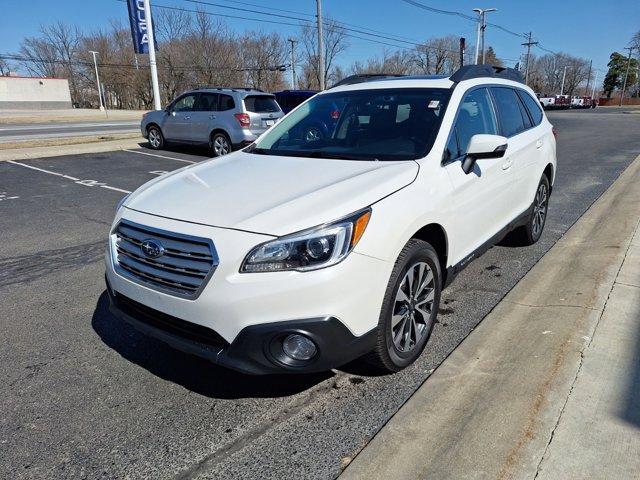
(0, 108), (146, 124)
(340, 154), (640, 480)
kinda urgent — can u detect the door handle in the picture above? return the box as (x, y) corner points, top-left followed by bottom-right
(184, 115), (190, 120)
(536, 139), (543, 149)
(209, 115), (216, 120)
(501, 157), (513, 170)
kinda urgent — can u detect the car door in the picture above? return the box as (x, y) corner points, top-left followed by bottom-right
(163, 93), (197, 141)
(215, 93), (237, 139)
(188, 92), (219, 143)
(442, 87), (515, 261)
(490, 87), (539, 219)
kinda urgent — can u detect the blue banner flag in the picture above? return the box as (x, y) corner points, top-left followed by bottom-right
(127, 0), (157, 54)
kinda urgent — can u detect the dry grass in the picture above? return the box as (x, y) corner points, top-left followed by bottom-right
(0, 133), (142, 150)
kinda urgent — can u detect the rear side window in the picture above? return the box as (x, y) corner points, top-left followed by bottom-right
(219, 94), (235, 111)
(244, 95), (280, 113)
(193, 93), (218, 112)
(517, 90), (543, 126)
(447, 87), (498, 159)
(490, 87), (527, 137)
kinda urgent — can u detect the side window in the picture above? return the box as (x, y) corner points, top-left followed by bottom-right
(444, 129), (460, 161)
(193, 93), (218, 112)
(490, 87), (526, 137)
(454, 88), (498, 156)
(517, 90), (543, 126)
(172, 94), (197, 112)
(218, 94), (235, 111)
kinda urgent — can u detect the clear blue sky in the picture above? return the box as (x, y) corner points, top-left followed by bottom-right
(2, 0), (638, 76)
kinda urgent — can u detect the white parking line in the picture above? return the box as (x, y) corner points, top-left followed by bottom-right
(6, 160), (132, 194)
(123, 149), (197, 164)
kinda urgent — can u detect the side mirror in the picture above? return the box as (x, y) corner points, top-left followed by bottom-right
(461, 134), (508, 174)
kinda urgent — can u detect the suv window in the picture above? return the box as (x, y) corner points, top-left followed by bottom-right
(173, 94), (197, 112)
(219, 94), (235, 111)
(490, 87), (528, 137)
(517, 90), (543, 126)
(193, 93), (218, 112)
(244, 95), (280, 113)
(446, 87), (498, 159)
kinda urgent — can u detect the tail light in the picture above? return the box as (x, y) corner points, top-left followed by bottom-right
(234, 113), (250, 127)
(330, 110), (340, 120)
(552, 127), (558, 138)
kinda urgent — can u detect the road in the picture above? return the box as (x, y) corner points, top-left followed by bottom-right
(0, 121), (140, 142)
(1, 108), (640, 479)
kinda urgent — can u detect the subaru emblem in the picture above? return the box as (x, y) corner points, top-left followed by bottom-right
(141, 239), (165, 258)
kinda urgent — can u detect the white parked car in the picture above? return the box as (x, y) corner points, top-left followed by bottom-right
(106, 65), (556, 374)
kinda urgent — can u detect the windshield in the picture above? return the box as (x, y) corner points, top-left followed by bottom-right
(250, 88), (450, 161)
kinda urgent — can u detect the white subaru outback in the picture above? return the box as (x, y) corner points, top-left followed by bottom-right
(105, 65), (556, 374)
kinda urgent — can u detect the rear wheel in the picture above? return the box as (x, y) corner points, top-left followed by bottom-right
(366, 239), (441, 373)
(511, 174), (550, 246)
(210, 132), (232, 157)
(147, 126), (164, 150)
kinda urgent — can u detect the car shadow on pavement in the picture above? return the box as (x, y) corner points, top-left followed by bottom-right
(139, 141), (211, 157)
(91, 291), (333, 399)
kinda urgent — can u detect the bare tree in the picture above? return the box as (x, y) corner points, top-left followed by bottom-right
(411, 36), (461, 75)
(240, 31), (288, 91)
(300, 18), (349, 89)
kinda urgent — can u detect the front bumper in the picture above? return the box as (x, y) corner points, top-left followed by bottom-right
(106, 279), (377, 374)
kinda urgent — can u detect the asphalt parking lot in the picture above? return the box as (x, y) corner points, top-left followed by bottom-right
(2, 108), (640, 480)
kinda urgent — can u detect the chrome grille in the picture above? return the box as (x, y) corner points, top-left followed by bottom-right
(112, 220), (218, 298)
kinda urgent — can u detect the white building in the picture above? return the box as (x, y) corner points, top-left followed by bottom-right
(0, 76), (72, 109)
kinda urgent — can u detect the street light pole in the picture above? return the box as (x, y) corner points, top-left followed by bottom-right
(619, 46), (634, 107)
(288, 38), (297, 89)
(143, 0), (161, 110)
(316, 0), (325, 90)
(473, 8), (497, 65)
(560, 65), (570, 96)
(591, 71), (599, 99)
(89, 50), (104, 111)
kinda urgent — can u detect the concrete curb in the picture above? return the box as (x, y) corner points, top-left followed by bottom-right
(0, 137), (146, 162)
(340, 154), (640, 480)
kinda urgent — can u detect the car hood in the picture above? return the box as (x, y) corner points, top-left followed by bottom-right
(124, 151), (418, 236)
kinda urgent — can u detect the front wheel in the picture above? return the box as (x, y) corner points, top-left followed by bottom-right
(366, 239), (441, 373)
(147, 126), (164, 150)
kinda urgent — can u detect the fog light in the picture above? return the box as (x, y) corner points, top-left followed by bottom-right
(282, 334), (317, 361)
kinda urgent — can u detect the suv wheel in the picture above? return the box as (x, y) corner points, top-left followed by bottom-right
(210, 132), (231, 157)
(366, 239), (441, 373)
(510, 174), (550, 246)
(147, 126), (164, 150)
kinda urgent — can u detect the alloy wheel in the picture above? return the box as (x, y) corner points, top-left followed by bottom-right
(532, 183), (548, 238)
(213, 135), (230, 156)
(391, 261), (435, 353)
(149, 129), (160, 148)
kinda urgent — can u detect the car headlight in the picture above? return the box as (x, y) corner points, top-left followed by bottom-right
(240, 208), (371, 273)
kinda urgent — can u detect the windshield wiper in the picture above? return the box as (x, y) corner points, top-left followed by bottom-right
(306, 151), (366, 160)
(245, 144), (269, 155)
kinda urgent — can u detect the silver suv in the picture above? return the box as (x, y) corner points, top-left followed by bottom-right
(141, 88), (284, 156)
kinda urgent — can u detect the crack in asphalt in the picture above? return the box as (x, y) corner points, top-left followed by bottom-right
(174, 374), (347, 480)
(0, 240), (105, 288)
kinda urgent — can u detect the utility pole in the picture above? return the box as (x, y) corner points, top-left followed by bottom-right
(522, 32), (538, 84)
(619, 46), (634, 107)
(143, 0), (161, 110)
(89, 50), (105, 112)
(560, 65), (570, 96)
(288, 38), (297, 89)
(591, 70), (599, 98)
(584, 59), (592, 96)
(473, 8), (497, 64)
(316, 0), (325, 90)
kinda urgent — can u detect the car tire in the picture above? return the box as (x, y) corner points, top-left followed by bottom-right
(365, 239), (441, 373)
(210, 132), (232, 157)
(511, 174), (550, 246)
(147, 125), (164, 150)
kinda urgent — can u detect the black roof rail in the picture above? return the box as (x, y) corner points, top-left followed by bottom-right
(330, 73), (406, 88)
(449, 65), (525, 84)
(193, 86), (265, 93)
